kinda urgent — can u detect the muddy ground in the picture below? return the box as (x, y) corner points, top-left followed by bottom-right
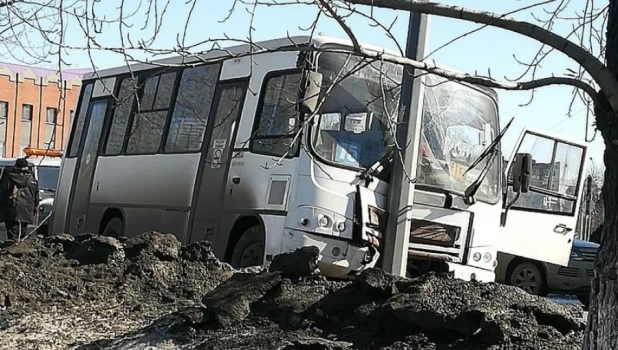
(0, 232), (586, 349)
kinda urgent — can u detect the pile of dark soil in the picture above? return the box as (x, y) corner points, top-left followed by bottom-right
(0, 233), (585, 349)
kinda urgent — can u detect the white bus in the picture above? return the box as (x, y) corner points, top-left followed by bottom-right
(50, 34), (588, 280)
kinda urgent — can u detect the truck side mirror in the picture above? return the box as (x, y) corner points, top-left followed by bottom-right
(511, 153), (532, 193)
(501, 153), (532, 227)
(298, 71), (323, 115)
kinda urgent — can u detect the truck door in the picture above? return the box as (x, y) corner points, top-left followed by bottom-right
(500, 129), (588, 266)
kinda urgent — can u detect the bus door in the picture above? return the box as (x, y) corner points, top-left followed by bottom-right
(500, 128), (588, 266)
(188, 80), (249, 243)
(66, 100), (109, 234)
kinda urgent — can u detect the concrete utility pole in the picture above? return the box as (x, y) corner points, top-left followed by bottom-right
(380, 6), (430, 276)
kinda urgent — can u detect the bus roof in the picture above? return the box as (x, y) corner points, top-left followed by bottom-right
(84, 34), (497, 100)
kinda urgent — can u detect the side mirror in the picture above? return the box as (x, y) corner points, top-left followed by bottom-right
(511, 153), (532, 193)
(501, 153), (532, 227)
(298, 71), (323, 115)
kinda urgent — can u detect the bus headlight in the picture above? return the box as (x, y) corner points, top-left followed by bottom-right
(483, 252), (492, 263)
(336, 221), (346, 232)
(473, 252), (482, 262)
(318, 215), (331, 228)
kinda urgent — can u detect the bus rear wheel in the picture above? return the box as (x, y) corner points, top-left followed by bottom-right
(231, 225), (265, 268)
(102, 217), (124, 238)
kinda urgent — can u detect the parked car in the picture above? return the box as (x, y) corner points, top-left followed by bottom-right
(495, 238), (599, 307)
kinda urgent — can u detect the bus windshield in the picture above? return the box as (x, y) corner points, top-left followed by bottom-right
(311, 52), (400, 170)
(310, 52), (500, 202)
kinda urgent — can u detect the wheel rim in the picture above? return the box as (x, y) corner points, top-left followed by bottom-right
(514, 267), (541, 294)
(239, 240), (264, 268)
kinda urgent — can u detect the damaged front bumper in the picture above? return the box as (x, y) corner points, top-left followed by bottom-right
(281, 229), (380, 279)
(446, 262), (495, 283)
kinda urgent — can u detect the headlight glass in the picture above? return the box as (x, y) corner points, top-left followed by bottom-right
(367, 205), (386, 231)
(318, 215), (330, 228)
(571, 249), (584, 260)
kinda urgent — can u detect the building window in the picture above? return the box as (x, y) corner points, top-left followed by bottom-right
(0, 101), (7, 119)
(46, 138), (55, 150)
(21, 105), (32, 150)
(0, 102), (7, 158)
(250, 72), (302, 157)
(19, 144), (28, 157)
(69, 110), (74, 124)
(46, 107), (57, 124)
(126, 71), (177, 154)
(22, 104), (33, 121)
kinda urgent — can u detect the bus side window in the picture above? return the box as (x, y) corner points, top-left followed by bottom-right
(67, 84), (94, 158)
(105, 77), (137, 155)
(251, 72), (302, 158)
(126, 72), (178, 155)
(164, 64), (221, 153)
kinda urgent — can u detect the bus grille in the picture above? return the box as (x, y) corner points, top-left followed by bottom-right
(409, 220), (460, 247)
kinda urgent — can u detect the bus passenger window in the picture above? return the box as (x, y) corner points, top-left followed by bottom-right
(68, 84), (94, 157)
(126, 71), (178, 154)
(165, 64), (220, 153)
(105, 78), (137, 155)
(251, 72), (302, 157)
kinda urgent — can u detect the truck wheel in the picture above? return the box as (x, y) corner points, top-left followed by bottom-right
(101, 217), (124, 238)
(509, 262), (547, 296)
(231, 225), (265, 268)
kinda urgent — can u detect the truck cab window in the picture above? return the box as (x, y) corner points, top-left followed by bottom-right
(506, 133), (585, 214)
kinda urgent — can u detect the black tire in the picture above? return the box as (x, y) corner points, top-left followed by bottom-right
(101, 217), (124, 238)
(578, 294), (590, 310)
(509, 262), (548, 296)
(230, 225), (265, 268)
(38, 225), (49, 237)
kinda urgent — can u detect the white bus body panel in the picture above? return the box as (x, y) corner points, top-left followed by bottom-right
(499, 128), (588, 267)
(88, 154), (201, 240)
(90, 155), (200, 207)
(50, 157), (76, 235)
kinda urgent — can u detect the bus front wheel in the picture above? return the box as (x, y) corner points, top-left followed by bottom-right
(102, 217), (124, 238)
(230, 225), (265, 268)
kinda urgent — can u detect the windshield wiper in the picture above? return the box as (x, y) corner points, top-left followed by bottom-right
(462, 117), (514, 205)
(40, 187), (56, 193)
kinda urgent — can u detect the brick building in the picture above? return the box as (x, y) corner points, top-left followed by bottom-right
(0, 62), (87, 158)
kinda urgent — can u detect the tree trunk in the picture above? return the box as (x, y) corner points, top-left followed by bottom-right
(582, 111), (618, 349)
(583, 4), (618, 348)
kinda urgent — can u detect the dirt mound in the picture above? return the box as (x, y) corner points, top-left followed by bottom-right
(0, 233), (585, 349)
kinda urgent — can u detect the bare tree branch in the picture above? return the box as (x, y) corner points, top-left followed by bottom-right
(342, 0), (618, 111)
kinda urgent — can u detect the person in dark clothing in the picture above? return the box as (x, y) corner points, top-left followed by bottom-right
(590, 224), (603, 244)
(0, 158), (39, 242)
